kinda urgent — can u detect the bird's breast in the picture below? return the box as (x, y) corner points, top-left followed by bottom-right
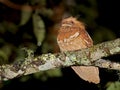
(57, 32), (87, 51)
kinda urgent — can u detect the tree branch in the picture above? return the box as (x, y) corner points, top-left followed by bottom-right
(0, 0), (44, 10)
(0, 38), (120, 81)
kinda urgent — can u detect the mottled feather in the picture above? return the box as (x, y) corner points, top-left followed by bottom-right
(57, 17), (100, 84)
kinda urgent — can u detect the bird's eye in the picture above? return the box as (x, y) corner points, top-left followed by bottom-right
(70, 21), (74, 25)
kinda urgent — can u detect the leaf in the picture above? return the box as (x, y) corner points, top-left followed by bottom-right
(19, 75), (30, 82)
(19, 5), (32, 26)
(106, 82), (120, 90)
(32, 13), (45, 46)
(0, 45), (12, 64)
(33, 69), (62, 81)
(46, 69), (62, 77)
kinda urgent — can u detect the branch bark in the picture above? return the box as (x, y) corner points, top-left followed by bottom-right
(0, 38), (120, 81)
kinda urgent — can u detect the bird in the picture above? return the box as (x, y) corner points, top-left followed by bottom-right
(57, 16), (100, 84)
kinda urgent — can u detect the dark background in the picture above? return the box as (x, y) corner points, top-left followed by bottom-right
(0, 0), (120, 90)
(97, 0), (120, 37)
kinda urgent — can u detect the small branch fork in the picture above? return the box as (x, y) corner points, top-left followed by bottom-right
(0, 38), (120, 81)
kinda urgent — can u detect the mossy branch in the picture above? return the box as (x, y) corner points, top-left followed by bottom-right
(0, 38), (120, 81)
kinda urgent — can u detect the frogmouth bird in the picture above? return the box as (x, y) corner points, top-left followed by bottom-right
(57, 17), (100, 84)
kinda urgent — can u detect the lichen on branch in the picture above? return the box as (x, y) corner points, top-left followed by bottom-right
(0, 38), (120, 81)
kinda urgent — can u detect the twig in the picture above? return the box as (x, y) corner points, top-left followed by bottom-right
(0, 38), (120, 81)
(0, 0), (44, 10)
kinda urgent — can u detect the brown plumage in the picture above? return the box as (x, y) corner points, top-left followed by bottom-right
(57, 17), (100, 84)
